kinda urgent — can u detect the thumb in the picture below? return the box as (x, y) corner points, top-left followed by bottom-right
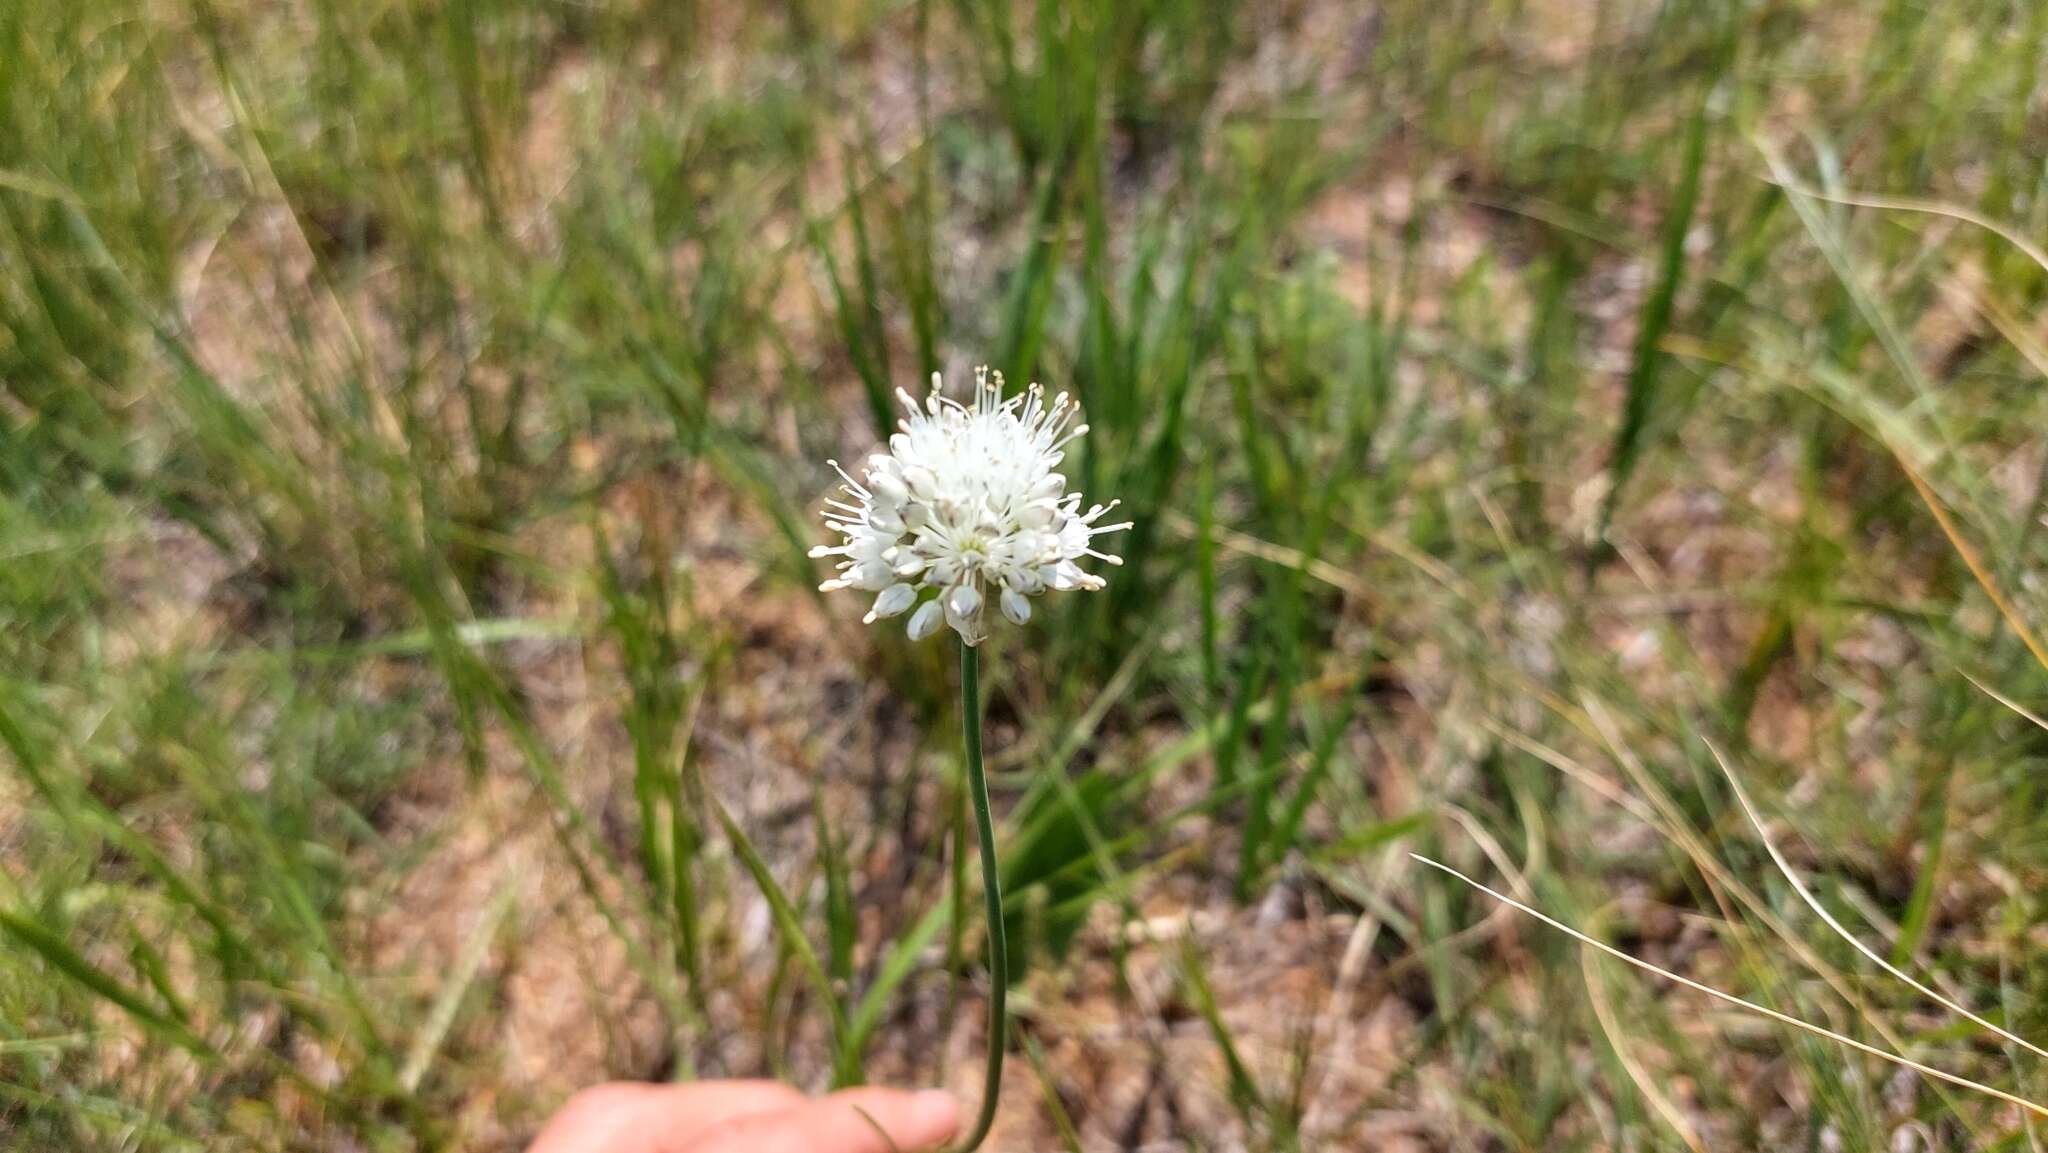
(682, 1087), (961, 1153)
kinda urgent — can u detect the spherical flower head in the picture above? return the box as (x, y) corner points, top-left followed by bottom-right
(811, 367), (1133, 646)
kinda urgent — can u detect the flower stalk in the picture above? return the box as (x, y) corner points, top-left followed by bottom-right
(810, 367), (1129, 1150)
(954, 639), (1006, 1153)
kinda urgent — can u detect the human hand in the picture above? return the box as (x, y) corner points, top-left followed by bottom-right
(525, 1080), (961, 1153)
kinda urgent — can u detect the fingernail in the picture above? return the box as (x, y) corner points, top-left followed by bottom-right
(910, 1089), (960, 1137)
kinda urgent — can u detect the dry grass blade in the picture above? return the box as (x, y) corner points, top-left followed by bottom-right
(1159, 509), (1477, 603)
(1757, 179), (2048, 280)
(1703, 737), (2048, 1061)
(1963, 672), (2048, 735)
(1760, 143), (2048, 677)
(1581, 945), (1707, 1153)
(1897, 458), (2048, 675)
(1410, 854), (2048, 1120)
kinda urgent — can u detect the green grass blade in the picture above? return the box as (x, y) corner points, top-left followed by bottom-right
(0, 909), (212, 1058)
(710, 791), (856, 1085)
(1594, 62), (1717, 547)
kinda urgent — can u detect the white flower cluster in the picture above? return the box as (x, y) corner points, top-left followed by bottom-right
(813, 367), (1132, 645)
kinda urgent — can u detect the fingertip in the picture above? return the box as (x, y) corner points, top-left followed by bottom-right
(908, 1089), (962, 1146)
(821, 1087), (962, 1152)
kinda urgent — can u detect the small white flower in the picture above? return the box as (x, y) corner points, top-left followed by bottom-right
(812, 367), (1133, 645)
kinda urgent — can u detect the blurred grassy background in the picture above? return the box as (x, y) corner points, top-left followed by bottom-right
(4, 0), (2048, 1149)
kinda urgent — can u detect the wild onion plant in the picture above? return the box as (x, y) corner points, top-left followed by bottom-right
(812, 367), (1130, 1150)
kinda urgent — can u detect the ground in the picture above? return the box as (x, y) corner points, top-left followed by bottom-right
(3, 2), (2047, 1151)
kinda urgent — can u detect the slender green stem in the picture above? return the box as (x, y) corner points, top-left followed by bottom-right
(954, 640), (1007, 1153)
